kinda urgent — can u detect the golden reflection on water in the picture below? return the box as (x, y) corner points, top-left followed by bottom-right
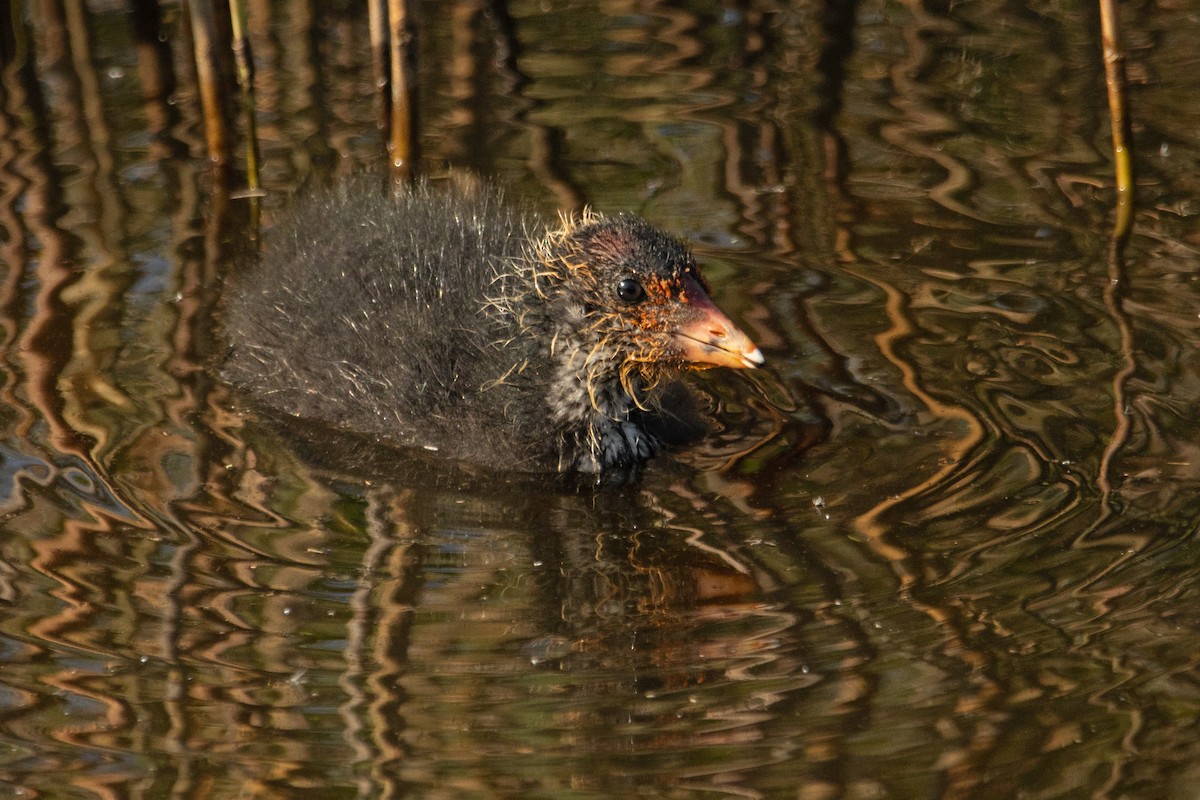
(1, 1), (1200, 798)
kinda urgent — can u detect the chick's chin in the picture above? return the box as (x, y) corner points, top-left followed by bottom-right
(606, 332), (682, 407)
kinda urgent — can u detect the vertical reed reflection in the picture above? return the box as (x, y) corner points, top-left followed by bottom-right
(830, 4), (1045, 793)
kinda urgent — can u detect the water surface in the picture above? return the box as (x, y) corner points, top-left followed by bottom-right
(2, 1), (1200, 798)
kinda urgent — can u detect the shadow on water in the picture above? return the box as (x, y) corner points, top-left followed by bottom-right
(2, 1), (1200, 798)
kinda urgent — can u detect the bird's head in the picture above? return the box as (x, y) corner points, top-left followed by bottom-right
(526, 212), (763, 390)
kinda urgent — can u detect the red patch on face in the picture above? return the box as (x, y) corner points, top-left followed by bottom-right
(626, 274), (684, 330)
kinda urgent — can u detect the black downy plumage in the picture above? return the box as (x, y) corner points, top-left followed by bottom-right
(221, 177), (762, 475)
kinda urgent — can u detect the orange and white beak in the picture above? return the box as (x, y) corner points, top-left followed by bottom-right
(672, 275), (764, 370)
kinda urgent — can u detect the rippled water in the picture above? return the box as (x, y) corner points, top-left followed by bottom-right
(2, 1), (1200, 798)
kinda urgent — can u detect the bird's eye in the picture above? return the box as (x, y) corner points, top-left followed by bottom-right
(616, 278), (645, 303)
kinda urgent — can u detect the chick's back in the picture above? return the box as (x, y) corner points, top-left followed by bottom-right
(221, 178), (532, 447)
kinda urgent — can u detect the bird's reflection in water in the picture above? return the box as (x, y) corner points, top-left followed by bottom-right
(201, 406), (849, 797)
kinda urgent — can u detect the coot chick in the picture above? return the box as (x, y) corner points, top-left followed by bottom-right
(222, 177), (763, 475)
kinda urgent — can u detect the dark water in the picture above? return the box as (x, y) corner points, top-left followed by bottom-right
(2, 1), (1200, 798)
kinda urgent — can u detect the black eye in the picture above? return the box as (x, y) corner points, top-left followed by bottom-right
(616, 278), (645, 303)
